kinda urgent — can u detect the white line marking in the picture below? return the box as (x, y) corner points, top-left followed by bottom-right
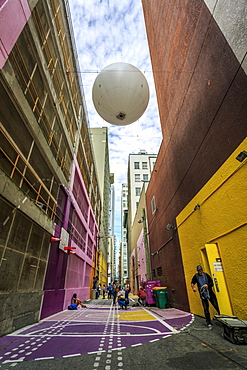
(112, 347), (125, 351)
(131, 343), (142, 347)
(63, 353), (81, 358)
(3, 357), (25, 364)
(88, 350), (106, 354)
(34, 357), (54, 361)
(143, 307), (178, 332)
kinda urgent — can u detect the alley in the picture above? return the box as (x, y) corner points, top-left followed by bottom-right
(1, 299), (247, 369)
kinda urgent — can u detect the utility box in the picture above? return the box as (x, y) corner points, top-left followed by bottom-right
(215, 315), (247, 345)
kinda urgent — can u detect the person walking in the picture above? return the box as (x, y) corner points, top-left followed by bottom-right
(191, 265), (220, 328)
(112, 280), (118, 305)
(102, 285), (107, 299)
(107, 283), (113, 299)
(124, 281), (131, 301)
(96, 284), (101, 299)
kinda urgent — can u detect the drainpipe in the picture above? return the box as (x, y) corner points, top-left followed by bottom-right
(142, 208), (151, 281)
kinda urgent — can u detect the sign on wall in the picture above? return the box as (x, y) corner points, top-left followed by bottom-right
(59, 228), (69, 253)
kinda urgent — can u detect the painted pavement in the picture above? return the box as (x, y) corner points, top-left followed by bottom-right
(0, 302), (193, 366)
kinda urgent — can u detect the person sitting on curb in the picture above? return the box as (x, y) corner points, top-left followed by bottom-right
(137, 287), (147, 306)
(71, 293), (87, 308)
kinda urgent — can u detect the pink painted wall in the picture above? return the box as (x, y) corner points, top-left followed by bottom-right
(137, 230), (147, 284)
(0, 0), (31, 69)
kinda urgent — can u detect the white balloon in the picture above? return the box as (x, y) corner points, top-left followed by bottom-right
(92, 62), (149, 126)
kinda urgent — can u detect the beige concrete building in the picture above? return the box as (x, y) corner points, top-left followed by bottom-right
(128, 150), (157, 226)
(90, 127), (114, 286)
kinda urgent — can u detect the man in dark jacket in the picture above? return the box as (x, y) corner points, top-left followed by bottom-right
(191, 265), (220, 328)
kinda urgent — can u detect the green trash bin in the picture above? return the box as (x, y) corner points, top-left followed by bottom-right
(152, 287), (167, 309)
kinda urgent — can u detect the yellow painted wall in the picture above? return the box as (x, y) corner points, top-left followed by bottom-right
(176, 139), (247, 320)
(99, 250), (108, 287)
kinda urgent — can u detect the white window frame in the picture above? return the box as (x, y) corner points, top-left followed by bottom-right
(135, 187), (141, 196)
(135, 174), (141, 182)
(151, 196), (156, 214)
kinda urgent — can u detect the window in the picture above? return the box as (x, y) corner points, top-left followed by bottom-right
(134, 162), (140, 169)
(143, 174), (149, 182)
(142, 162), (148, 169)
(136, 202), (139, 209)
(157, 266), (163, 276)
(135, 174), (141, 182)
(135, 187), (141, 196)
(151, 196), (156, 214)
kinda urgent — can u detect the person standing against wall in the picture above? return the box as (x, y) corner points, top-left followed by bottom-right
(191, 265), (220, 328)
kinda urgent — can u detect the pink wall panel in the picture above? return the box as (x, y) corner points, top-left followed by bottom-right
(137, 230), (147, 283)
(0, 0), (31, 69)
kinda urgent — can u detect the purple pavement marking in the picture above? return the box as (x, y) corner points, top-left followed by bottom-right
(166, 315), (193, 329)
(20, 321), (58, 334)
(62, 323), (107, 334)
(117, 320), (172, 334)
(0, 307), (193, 362)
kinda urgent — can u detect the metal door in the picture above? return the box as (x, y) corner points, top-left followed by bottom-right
(201, 244), (233, 316)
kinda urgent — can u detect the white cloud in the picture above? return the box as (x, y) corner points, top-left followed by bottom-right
(68, 0), (162, 241)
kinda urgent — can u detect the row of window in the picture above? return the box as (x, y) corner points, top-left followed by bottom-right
(134, 174), (149, 182)
(134, 162), (148, 169)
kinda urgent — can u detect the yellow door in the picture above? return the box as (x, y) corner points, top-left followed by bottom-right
(201, 244), (233, 316)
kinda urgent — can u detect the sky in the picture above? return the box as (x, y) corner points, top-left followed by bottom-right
(68, 0), (162, 242)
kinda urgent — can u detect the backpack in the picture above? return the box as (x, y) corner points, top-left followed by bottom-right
(68, 303), (78, 310)
(196, 273), (210, 300)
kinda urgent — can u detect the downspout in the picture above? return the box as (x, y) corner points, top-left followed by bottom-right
(142, 208), (151, 281)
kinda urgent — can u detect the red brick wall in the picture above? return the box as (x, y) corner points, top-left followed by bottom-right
(143, 0), (247, 311)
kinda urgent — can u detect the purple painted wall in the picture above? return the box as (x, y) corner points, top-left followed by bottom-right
(41, 157), (98, 318)
(63, 157), (98, 307)
(0, 0), (31, 69)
